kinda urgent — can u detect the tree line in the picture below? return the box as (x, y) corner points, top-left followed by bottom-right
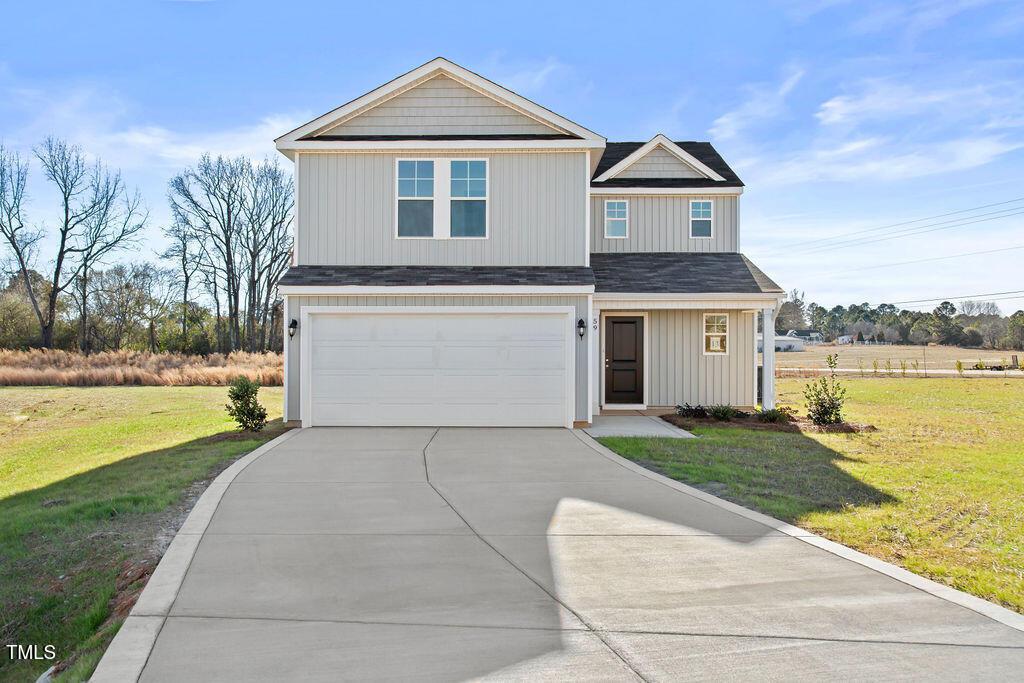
(0, 138), (292, 354)
(775, 290), (1024, 350)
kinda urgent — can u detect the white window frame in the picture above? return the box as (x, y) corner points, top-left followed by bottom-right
(449, 158), (489, 240)
(603, 199), (629, 239)
(395, 158), (438, 240)
(689, 199), (714, 240)
(394, 157), (489, 241)
(703, 312), (728, 356)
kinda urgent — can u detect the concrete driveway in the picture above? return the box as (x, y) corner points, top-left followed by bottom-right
(99, 427), (1024, 681)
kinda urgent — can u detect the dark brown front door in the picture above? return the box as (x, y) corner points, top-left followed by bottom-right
(604, 316), (644, 404)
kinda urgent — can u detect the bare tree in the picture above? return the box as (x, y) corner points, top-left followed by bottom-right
(137, 265), (178, 352)
(0, 139), (145, 348)
(90, 265), (147, 350)
(161, 219), (200, 345)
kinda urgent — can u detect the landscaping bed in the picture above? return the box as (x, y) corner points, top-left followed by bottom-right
(661, 411), (877, 434)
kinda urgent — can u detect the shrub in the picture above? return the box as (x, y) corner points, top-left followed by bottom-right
(955, 359), (964, 376)
(973, 359), (986, 370)
(757, 407), (794, 423)
(900, 360), (907, 377)
(803, 354), (847, 425)
(707, 404), (744, 421)
(961, 327), (983, 348)
(675, 403), (708, 418)
(226, 376), (268, 431)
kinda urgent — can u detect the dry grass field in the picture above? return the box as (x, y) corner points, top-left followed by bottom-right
(774, 343), (1021, 373)
(0, 350), (283, 387)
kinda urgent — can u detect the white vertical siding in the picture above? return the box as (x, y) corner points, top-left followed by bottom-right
(645, 309), (755, 407)
(590, 195), (739, 253)
(284, 295), (590, 422)
(320, 75), (559, 137)
(297, 151), (587, 266)
(616, 147), (704, 179)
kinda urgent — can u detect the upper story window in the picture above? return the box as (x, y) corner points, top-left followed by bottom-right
(396, 158), (488, 239)
(690, 199), (713, 239)
(450, 160), (487, 238)
(604, 200), (628, 239)
(397, 160), (434, 238)
(704, 313), (728, 355)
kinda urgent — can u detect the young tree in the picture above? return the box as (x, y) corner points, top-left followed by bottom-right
(137, 265), (178, 352)
(0, 139), (145, 348)
(162, 219), (200, 345)
(775, 289), (807, 334)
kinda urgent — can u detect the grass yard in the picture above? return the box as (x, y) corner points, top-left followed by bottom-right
(599, 378), (1024, 613)
(775, 343), (1021, 372)
(0, 386), (285, 682)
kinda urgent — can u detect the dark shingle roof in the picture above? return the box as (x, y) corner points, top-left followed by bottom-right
(592, 141), (743, 188)
(590, 253), (781, 294)
(279, 265), (595, 287)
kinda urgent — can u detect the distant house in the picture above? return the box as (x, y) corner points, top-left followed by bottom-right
(837, 335), (854, 345)
(787, 329), (823, 344)
(758, 334), (805, 352)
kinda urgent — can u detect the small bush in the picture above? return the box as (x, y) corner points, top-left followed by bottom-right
(707, 404), (742, 421)
(973, 359), (986, 370)
(757, 406), (794, 423)
(676, 403), (708, 418)
(955, 359), (964, 376)
(226, 376), (268, 431)
(804, 354), (847, 425)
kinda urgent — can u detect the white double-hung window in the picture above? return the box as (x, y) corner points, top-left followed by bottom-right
(703, 313), (728, 355)
(690, 199), (713, 238)
(396, 159), (488, 239)
(604, 200), (628, 238)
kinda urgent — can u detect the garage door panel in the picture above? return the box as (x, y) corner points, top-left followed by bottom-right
(306, 311), (572, 427)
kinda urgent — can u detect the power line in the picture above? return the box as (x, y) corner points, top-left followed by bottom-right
(796, 209), (1024, 255)
(765, 196), (1024, 255)
(835, 245), (1024, 273)
(890, 289), (1024, 305)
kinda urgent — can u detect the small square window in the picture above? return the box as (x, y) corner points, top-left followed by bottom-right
(704, 313), (728, 355)
(690, 200), (713, 238)
(605, 200), (628, 239)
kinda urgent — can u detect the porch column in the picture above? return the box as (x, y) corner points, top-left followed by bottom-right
(762, 307), (776, 409)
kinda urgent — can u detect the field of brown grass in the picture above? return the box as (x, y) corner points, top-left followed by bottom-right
(774, 343), (1021, 371)
(0, 349), (283, 386)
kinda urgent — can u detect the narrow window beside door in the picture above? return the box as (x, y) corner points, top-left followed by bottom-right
(704, 313), (728, 354)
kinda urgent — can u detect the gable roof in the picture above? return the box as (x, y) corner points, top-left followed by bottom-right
(276, 57), (605, 156)
(592, 139), (744, 189)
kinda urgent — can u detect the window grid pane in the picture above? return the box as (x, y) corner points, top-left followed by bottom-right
(398, 160), (434, 198)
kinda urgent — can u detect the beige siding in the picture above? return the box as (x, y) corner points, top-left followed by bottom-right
(645, 309), (755, 407)
(285, 295), (590, 422)
(320, 75), (559, 137)
(297, 151), (587, 266)
(617, 147), (704, 179)
(590, 195), (739, 253)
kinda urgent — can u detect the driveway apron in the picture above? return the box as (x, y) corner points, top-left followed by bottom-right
(136, 427), (1024, 681)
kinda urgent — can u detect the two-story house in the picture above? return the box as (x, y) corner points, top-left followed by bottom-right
(275, 58), (783, 428)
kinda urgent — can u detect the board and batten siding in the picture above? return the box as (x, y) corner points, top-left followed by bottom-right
(319, 75), (559, 137)
(590, 195), (739, 253)
(616, 147), (704, 179)
(285, 295), (590, 423)
(297, 151), (587, 266)
(646, 309), (755, 407)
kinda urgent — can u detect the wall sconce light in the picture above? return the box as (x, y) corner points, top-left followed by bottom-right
(577, 318), (586, 339)
(288, 319), (298, 338)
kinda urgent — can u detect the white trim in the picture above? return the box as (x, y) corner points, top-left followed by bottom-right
(603, 199), (629, 239)
(703, 312), (729, 356)
(299, 306), (576, 429)
(751, 310), (758, 407)
(584, 150), (591, 266)
(586, 296), (594, 423)
(593, 134), (726, 183)
(276, 58), (605, 151)
(689, 198), (714, 240)
(283, 296), (291, 421)
(393, 157), (490, 240)
(590, 186), (743, 195)
(292, 152), (301, 264)
(762, 307), (777, 409)
(595, 292), (784, 302)
(600, 311), (650, 410)
(279, 285), (595, 296)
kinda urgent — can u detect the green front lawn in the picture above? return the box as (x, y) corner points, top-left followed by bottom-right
(0, 386), (286, 682)
(599, 378), (1024, 613)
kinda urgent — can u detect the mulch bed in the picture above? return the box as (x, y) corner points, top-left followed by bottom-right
(661, 413), (877, 434)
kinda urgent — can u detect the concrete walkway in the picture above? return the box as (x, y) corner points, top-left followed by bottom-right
(584, 415), (695, 439)
(96, 427), (1024, 681)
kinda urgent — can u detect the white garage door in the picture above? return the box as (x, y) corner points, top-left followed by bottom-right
(303, 308), (574, 427)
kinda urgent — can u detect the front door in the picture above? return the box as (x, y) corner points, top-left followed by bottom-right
(604, 316), (644, 405)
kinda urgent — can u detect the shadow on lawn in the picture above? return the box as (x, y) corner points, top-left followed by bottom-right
(599, 426), (897, 524)
(0, 419), (290, 680)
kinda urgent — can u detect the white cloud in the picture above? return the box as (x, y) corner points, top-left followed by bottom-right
(709, 65), (804, 140)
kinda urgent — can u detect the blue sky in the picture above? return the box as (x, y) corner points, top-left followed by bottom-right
(3, 0), (1024, 311)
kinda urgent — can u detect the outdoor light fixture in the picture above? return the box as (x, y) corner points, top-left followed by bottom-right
(288, 319), (298, 338)
(577, 318), (586, 339)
